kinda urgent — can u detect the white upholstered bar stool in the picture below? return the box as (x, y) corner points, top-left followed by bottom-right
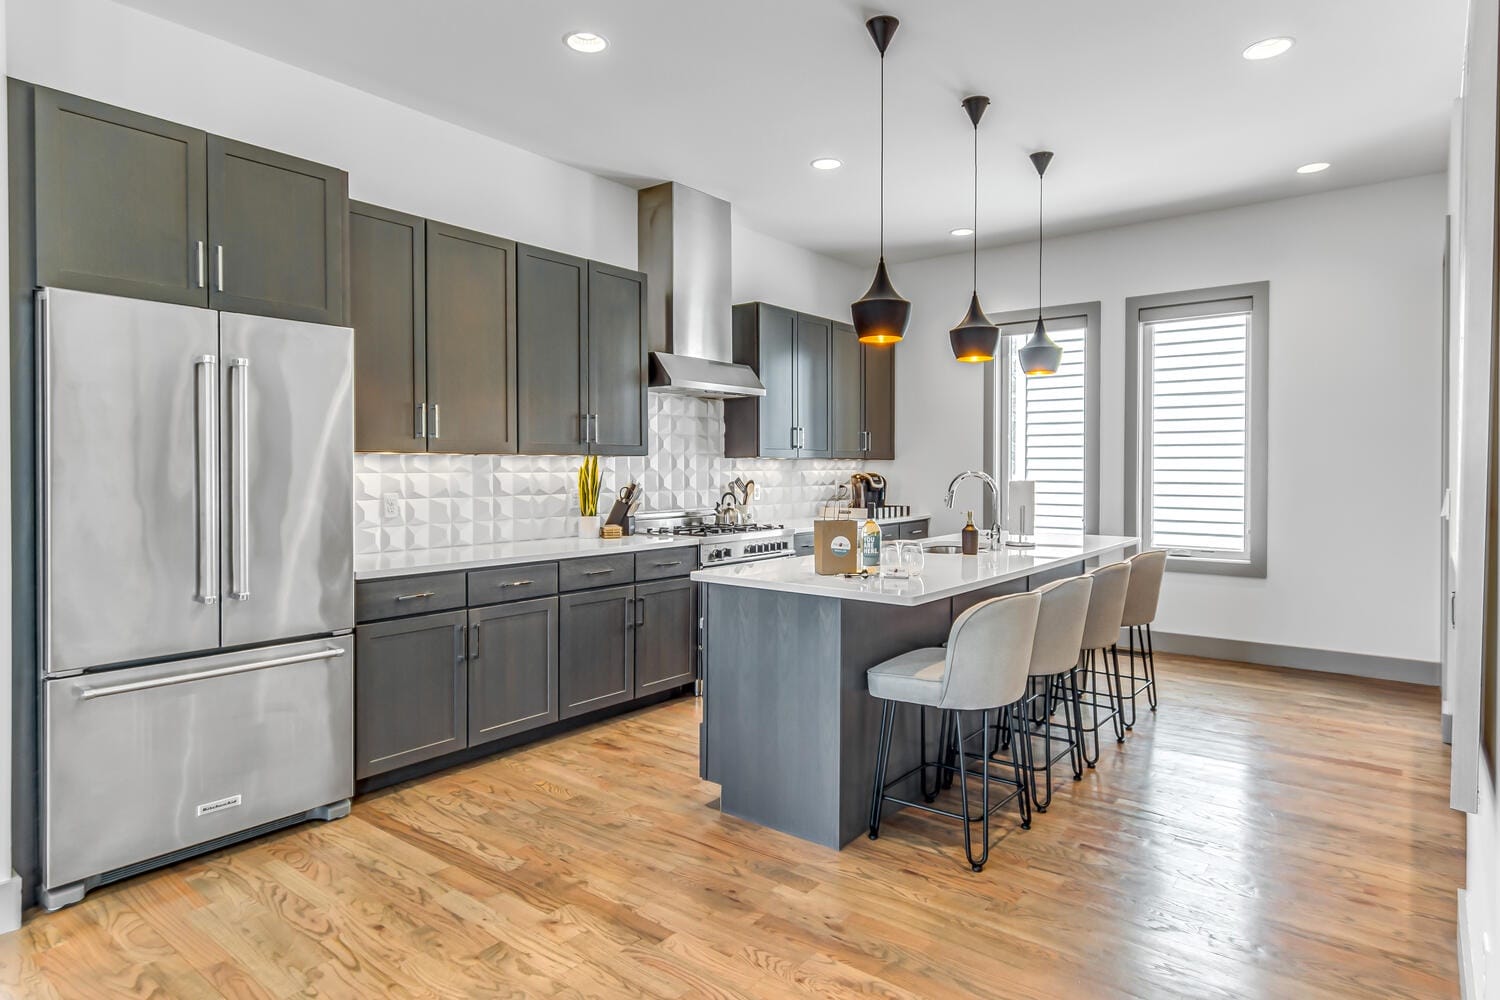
(1121, 549), (1167, 729)
(866, 590), (1041, 872)
(1016, 575), (1094, 813)
(1075, 561), (1132, 765)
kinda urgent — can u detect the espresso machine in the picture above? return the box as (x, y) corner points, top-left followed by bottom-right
(849, 472), (887, 510)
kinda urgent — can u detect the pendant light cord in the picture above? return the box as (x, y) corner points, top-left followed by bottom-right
(879, 52), (886, 259)
(1037, 171), (1044, 321)
(972, 121), (978, 289)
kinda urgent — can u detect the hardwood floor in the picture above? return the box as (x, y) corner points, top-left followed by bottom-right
(0, 655), (1463, 999)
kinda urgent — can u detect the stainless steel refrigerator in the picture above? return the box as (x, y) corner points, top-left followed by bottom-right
(36, 287), (355, 911)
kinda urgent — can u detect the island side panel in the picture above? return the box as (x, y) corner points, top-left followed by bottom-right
(836, 599), (955, 847)
(703, 584), (845, 848)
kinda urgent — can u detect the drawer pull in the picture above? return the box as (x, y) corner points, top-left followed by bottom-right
(500, 579), (535, 588)
(652, 561), (683, 568)
(394, 591), (436, 601)
(582, 568), (614, 577)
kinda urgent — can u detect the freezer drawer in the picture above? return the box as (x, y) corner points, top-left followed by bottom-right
(42, 637), (352, 893)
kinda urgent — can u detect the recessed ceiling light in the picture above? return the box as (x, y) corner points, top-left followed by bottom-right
(1242, 36), (1294, 60)
(564, 31), (608, 54)
(1296, 161), (1331, 174)
(950, 227), (974, 237)
(810, 157), (843, 170)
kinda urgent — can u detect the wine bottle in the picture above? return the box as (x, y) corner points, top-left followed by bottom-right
(861, 516), (883, 570)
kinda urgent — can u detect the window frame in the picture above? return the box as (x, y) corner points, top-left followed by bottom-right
(1125, 282), (1269, 578)
(982, 301), (1102, 535)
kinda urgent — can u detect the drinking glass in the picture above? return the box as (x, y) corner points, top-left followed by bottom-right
(880, 541), (904, 577)
(899, 540), (925, 578)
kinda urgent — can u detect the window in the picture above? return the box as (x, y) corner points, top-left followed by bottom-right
(984, 302), (1100, 534)
(1126, 283), (1269, 577)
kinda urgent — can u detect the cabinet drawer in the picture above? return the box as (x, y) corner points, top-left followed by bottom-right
(559, 553), (635, 592)
(356, 572), (466, 623)
(468, 563), (558, 605)
(899, 520), (930, 540)
(634, 546), (697, 582)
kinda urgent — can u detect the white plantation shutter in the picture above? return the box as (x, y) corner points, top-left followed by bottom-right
(1002, 315), (1090, 533)
(1140, 298), (1253, 559)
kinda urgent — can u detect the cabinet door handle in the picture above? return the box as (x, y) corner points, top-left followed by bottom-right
(216, 244), (224, 292)
(430, 403), (441, 439)
(470, 623), (480, 660)
(196, 241), (205, 288)
(635, 596), (645, 627)
(582, 568), (614, 577)
(394, 591), (436, 602)
(415, 402), (426, 440)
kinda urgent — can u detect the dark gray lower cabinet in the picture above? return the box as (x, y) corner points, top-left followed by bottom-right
(354, 610), (467, 779)
(559, 584), (636, 719)
(468, 597), (558, 747)
(634, 578), (697, 696)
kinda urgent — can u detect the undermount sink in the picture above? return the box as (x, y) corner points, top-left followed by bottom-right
(922, 543), (965, 554)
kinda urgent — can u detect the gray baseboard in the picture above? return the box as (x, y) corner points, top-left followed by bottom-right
(1140, 630), (1440, 686)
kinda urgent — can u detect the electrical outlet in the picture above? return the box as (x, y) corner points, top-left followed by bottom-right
(382, 493), (402, 522)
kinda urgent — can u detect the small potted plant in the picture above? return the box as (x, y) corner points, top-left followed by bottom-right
(577, 456), (601, 538)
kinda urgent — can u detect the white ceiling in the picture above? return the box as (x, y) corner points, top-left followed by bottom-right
(118, 0), (1467, 264)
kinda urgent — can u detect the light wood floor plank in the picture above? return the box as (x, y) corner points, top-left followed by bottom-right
(8, 655), (1464, 999)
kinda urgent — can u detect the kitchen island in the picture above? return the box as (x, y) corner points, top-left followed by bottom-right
(692, 533), (1137, 848)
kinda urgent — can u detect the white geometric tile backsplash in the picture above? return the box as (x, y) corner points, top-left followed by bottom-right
(354, 394), (865, 555)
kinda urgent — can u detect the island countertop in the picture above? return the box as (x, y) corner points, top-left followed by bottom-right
(691, 532), (1138, 606)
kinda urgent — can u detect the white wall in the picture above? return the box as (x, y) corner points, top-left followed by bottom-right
(731, 212), (865, 319)
(888, 173), (1446, 664)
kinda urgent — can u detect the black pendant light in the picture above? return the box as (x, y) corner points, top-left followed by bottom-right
(851, 15), (910, 345)
(1017, 150), (1063, 376)
(950, 96), (998, 363)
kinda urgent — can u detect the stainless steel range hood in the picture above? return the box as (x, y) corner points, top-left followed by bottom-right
(638, 182), (765, 398)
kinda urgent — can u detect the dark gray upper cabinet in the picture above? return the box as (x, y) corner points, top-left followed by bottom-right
(862, 342), (896, 460)
(354, 610), (467, 779)
(30, 87), (347, 324)
(726, 302), (835, 459)
(517, 244), (588, 455)
(206, 136), (347, 325)
(33, 87), (208, 307)
(829, 320), (864, 459)
(468, 596), (558, 747)
(426, 221), (519, 454)
(634, 577), (696, 697)
(586, 262), (648, 456)
(516, 247), (648, 457)
(350, 201), (425, 453)
(558, 584), (636, 720)
(795, 314), (832, 458)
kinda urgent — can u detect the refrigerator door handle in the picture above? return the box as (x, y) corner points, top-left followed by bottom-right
(76, 646), (347, 700)
(194, 354), (219, 605)
(229, 357), (251, 601)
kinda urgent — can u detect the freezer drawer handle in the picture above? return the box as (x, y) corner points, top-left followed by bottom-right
(228, 357), (251, 600)
(77, 647), (346, 700)
(194, 354), (219, 605)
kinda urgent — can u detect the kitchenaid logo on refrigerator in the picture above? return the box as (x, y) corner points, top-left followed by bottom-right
(196, 794), (243, 817)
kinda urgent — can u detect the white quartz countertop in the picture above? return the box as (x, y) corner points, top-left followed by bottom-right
(355, 533), (702, 581)
(690, 533), (1139, 606)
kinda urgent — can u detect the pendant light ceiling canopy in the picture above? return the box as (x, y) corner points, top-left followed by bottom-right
(851, 15), (911, 346)
(950, 95), (998, 364)
(1018, 150), (1063, 376)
